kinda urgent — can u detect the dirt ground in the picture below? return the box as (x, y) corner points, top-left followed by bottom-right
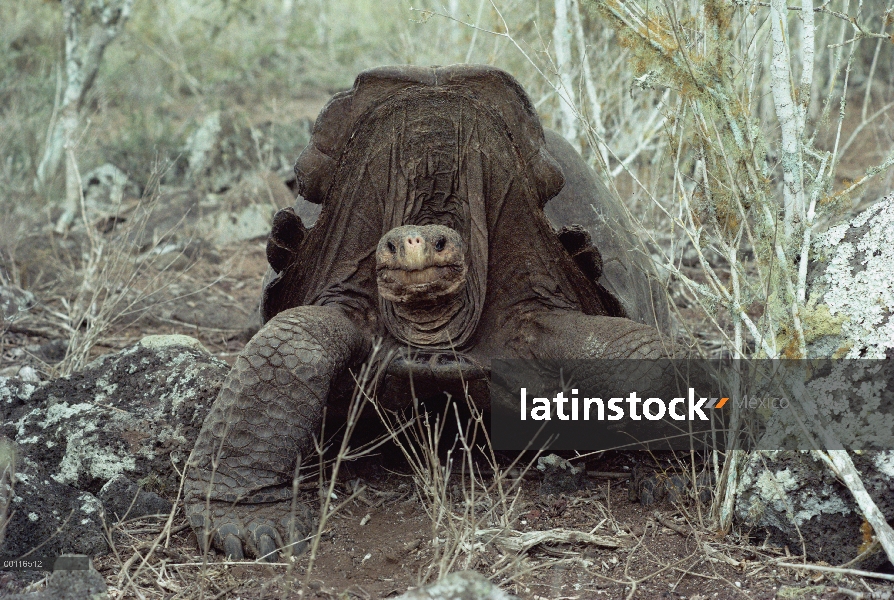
(93, 460), (889, 600)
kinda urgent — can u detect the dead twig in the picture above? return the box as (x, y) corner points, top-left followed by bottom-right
(476, 527), (628, 554)
(654, 512), (690, 537)
(778, 562), (894, 582)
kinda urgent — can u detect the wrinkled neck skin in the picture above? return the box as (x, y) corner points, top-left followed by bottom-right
(376, 224), (470, 348)
(389, 292), (465, 345)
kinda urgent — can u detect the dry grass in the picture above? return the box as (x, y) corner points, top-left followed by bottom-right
(10, 175), (216, 377)
(370, 376), (538, 584)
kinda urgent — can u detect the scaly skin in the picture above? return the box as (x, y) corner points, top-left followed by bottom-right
(530, 311), (678, 403)
(185, 235), (671, 563)
(184, 305), (369, 561)
(533, 312), (667, 360)
(474, 310), (668, 368)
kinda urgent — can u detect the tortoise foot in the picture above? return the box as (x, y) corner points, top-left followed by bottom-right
(186, 498), (314, 562)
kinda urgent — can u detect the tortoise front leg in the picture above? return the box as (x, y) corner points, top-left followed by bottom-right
(524, 310), (669, 360)
(185, 305), (370, 561)
(491, 310), (678, 405)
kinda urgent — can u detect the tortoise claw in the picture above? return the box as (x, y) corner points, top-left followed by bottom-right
(257, 534), (278, 562)
(249, 523), (281, 562)
(188, 513), (212, 554)
(185, 498), (313, 561)
(218, 523), (244, 560)
(289, 537), (309, 557)
(223, 535), (244, 560)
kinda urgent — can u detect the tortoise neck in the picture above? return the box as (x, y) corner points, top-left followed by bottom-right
(383, 292), (467, 349)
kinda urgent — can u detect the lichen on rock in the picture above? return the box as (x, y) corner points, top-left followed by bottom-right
(735, 195), (894, 567)
(735, 450), (893, 567)
(809, 194), (894, 358)
(393, 571), (519, 600)
(0, 335), (228, 558)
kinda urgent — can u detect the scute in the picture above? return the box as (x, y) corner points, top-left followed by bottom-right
(294, 64), (565, 206)
(187, 65), (677, 562)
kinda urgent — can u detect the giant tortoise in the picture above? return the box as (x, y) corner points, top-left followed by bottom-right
(184, 64), (672, 561)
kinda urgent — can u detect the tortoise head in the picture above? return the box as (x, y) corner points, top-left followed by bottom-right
(375, 224), (467, 305)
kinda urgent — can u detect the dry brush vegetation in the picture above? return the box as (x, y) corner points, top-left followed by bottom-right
(2, 0), (894, 598)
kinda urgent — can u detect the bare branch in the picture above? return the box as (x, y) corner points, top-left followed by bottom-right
(34, 0), (136, 234)
(769, 0), (806, 239)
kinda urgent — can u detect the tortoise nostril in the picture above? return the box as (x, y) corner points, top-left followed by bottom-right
(435, 237), (446, 252)
(387, 241), (397, 253)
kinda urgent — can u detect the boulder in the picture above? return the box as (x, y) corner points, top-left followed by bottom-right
(394, 571), (519, 600)
(0, 335), (227, 558)
(194, 171), (294, 245)
(806, 193), (894, 358)
(735, 450), (894, 568)
(2, 557), (107, 600)
(0, 451), (108, 558)
(536, 454), (586, 496)
(184, 110), (312, 192)
(0, 284), (35, 324)
(734, 195), (894, 567)
(119, 171), (293, 250)
(81, 164), (140, 216)
(97, 474), (172, 522)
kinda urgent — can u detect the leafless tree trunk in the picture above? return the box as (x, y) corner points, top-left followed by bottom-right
(569, 0), (608, 167)
(34, 0), (135, 233)
(588, 0), (894, 547)
(553, 0), (579, 151)
(769, 0), (807, 240)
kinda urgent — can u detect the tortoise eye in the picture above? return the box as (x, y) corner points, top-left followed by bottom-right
(435, 237), (446, 252)
(387, 241), (397, 253)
